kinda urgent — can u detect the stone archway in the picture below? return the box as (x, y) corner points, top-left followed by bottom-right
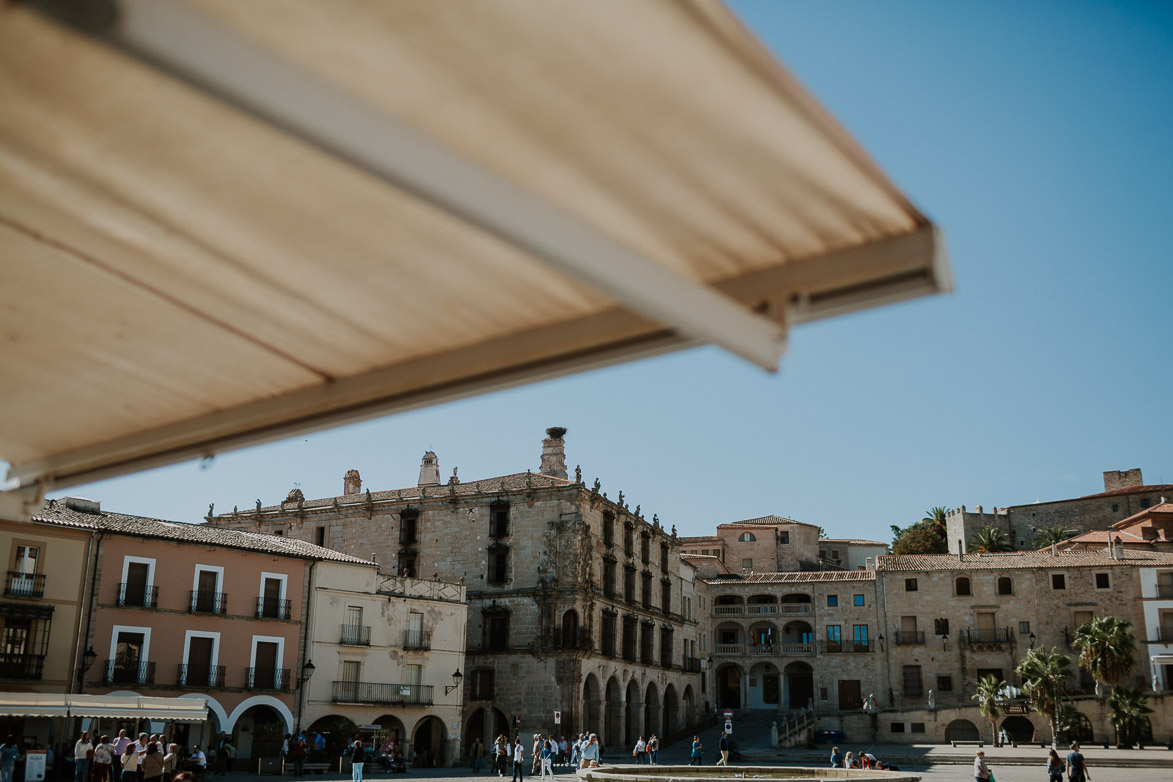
(1000, 715), (1035, 744)
(624, 679), (642, 746)
(410, 715), (447, 767)
(643, 682), (661, 737)
(581, 674), (601, 737)
(716, 663), (742, 709)
(662, 684), (679, 736)
(945, 719), (981, 743)
(604, 676), (622, 749)
(682, 684), (696, 727)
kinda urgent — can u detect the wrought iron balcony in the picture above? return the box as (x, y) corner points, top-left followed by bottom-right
(256, 597), (291, 619)
(0, 652), (45, 679)
(246, 667), (291, 691)
(894, 631), (925, 645)
(177, 664), (226, 688)
(189, 590), (228, 614)
(403, 629), (431, 650)
(1157, 583), (1173, 598)
(103, 660), (155, 685)
(117, 582), (159, 608)
(340, 624), (371, 646)
(821, 640), (871, 654)
(4, 571), (45, 599)
(331, 681), (433, 706)
(965, 628), (1010, 645)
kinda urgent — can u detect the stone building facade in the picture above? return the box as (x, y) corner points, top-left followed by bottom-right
(206, 429), (705, 758)
(946, 469), (1173, 553)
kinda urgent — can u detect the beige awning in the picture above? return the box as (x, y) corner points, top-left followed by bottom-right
(0, 0), (948, 502)
(0, 694), (208, 722)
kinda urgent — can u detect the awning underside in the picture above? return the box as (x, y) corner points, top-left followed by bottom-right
(0, 0), (948, 497)
(0, 694), (209, 722)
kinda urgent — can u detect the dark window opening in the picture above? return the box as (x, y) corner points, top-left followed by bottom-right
(603, 558), (617, 598)
(905, 578), (918, 592)
(489, 501), (510, 538)
(485, 613), (510, 651)
(622, 616), (638, 662)
(624, 565), (636, 603)
(473, 668), (495, 699)
(956, 577), (971, 596)
(641, 572), (652, 609)
(997, 577), (1013, 595)
(1051, 573), (1066, 590)
(660, 544), (669, 571)
(902, 665), (924, 697)
(937, 675), (953, 691)
(660, 579), (671, 614)
(399, 509), (419, 546)
(487, 546), (509, 585)
(624, 523), (634, 557)
(314, 527), (325, 546)
(603, 512), (615, 547)
(601, 611), (617, 657)
(1095, 572), (1110, 589)
(398, 551), (417, 578)
(641, 533), (650, 564)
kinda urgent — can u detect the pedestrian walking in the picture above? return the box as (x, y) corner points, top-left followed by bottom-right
(688, 736), (703, 766)
(973, 750), (991, 782)
(0, 736), (19, 782)
(539, 740), (554, 779)
(1047, 749), (1065, 782)
(632, 737), (646, 765)
(1066, 742), (1090, 782)
(716, 733), (729, 766)
(511, 737), (525, 782)
(350, 740), (365, 782)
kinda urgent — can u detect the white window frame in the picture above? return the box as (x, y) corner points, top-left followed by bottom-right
(119, 556), (157, 607)
(108, 624), (153, 672)
(181, 630), (222, 686)
(259, 571), (289, 617)
(192, 564), (225, 592)
(248, 635), (286, 688)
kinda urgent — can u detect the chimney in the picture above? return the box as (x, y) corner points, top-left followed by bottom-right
(418, 451), (441, 487)
(343, 469), (362, 496)
(1051, 542), (1058, 557)
(1103, 468), (1143, 492)
(539, 427), (568, 479)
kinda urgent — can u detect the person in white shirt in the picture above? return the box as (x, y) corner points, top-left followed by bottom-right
(74, 731), (93, 782)
(511, 739), (524, 782)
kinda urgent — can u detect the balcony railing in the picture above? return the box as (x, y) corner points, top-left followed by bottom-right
(746, 605), (778, 615)
(4, 571), (45, 599)
(1147, 627), (1172, 643)
(189, 590), (228, 614)
(714, 643), (744, 655)
(103, 660), (155, 685)
(0, 652), (45, 679)
(822, 640), (872, 654)
(331, 681), (433, 706)
(714, 605), (744, 616)
(177, 664), (226, 688)
(683, 656), (702, 673)
(340, 624), (371, 646)
(966, 628), (1010, 645)
(779, 643), (815, 656)
(778, 604), (813, 615)
(894, 631), (925, 646)
(246, 667), (291, 691)
(117, 582), (159, 608)
(256, 597), (291, 619)
(403, 629), (431, 650)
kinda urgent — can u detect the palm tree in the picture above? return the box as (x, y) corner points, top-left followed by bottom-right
(1033, 524), (1074, 548)
(968, 526), (1009, 553)
(1107, 685), (1153, 747)
(922, 507), (950, 539)
(972, 674), (1005, 746)
(1073, 615), (1136, 697)
(1017, 647), (1074, 749)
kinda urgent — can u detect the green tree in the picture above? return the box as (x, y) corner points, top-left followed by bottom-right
(1073, 615), (1136, 697)
(1107, 685), (1153, 747)
(1033, 524), (1074, 548)
(892, 525), (948, 555)
(972, 674), (1006, 746)
(968, 526), (1009, 553)
(1017, 647), (1074, 749)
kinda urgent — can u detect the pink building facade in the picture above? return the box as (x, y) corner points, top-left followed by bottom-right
(36, 499), (374, 757)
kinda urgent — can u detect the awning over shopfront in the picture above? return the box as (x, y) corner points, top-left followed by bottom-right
(0, 694), (209, 722)
(0, 0), (948, 504)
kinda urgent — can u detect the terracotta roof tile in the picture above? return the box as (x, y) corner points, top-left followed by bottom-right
(1111, 502), (1173, 529)
(34, 501), (375, 565)
(876, 549), (1173, 572)
(820, 538), (889, 547)
(718, 514), (818, 530)
(704, 570), (875, 583)
(1064, 530), (1149, 545)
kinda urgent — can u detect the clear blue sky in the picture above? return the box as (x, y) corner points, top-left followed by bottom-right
(47, 1), (1173, 543)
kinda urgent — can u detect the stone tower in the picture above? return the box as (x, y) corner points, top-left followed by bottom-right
(539, 427), (568, 479)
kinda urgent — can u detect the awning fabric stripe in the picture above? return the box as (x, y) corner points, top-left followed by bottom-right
(0, 0), (949, 496)
(0, 694), (209, 722)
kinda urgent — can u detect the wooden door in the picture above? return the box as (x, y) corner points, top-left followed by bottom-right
(255, 641), (279, 687)
(187, 636), (213, 686)
(838, 679), (862, 710)
(125, 562), (149, 606)
(262, 577), (282, 617)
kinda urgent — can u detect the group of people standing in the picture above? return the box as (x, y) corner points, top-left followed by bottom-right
(71, 731), (182, 782)
(975, 743), (1091, 782)
(472, 733), (604, 778)
(629, 736), (659, 765)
